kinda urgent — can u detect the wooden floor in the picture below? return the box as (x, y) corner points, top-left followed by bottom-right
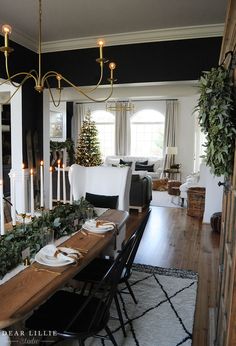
(126, 205), (220, 346)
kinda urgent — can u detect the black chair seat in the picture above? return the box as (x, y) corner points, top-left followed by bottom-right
(74, 257), (113, 283)
(25, 290), (110, 339)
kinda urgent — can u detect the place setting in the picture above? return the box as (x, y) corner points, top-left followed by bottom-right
(81, 207), (117, 236)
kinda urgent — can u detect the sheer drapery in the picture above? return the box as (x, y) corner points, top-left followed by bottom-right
(115, 102), (131, 156)
(163, 100), (178, 170)
(71, 103), (86, 147)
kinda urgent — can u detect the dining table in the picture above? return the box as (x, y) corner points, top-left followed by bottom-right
(0, 208), (129, 330)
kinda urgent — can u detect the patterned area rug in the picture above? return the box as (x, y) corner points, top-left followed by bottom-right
(60, 264), (198, 346)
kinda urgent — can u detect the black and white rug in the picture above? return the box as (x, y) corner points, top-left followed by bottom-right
(60, 264), (198, 346)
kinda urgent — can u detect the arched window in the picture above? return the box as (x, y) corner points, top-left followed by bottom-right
(130, 109), (165, 156)
(91, 110), (115, 158)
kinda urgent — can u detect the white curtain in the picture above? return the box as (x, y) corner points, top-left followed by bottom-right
(163, 100), (178, 170)
(71, 103), (86, 147)
(115, 102), (131, 156)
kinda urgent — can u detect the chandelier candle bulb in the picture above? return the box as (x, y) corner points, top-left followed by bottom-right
(57, 160), (60, 202)
(109, 62), (116, 80)
(2, 24), (12, 48)
(30, 169), (34, 218)
(49, 166), (53, 210)
(98, 40), (104, 60)
(62, 164), (66, 204)
(40, 161), (44, 208)
(0, 180), (4, 235)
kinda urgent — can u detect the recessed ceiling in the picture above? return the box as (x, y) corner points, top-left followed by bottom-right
(0, 0), (228, 52)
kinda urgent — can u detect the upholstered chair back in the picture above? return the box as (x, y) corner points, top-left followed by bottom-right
(69, 164), (132, 211)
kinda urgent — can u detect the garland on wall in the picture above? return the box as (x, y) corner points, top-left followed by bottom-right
(50, 138), (75, 166)
(0, 198), (93, 279)
(196, 60), (236, 177)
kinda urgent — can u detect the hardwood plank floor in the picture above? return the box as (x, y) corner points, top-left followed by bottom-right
(126, 205), (220, 346)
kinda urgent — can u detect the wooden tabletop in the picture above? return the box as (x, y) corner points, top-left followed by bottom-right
(0, 209), (129, 329)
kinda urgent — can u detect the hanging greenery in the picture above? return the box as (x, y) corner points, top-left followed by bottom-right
(196, 64), (236, 177)
(0, 198), (94, 279)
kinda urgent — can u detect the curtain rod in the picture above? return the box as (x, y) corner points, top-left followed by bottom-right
(76, 98), (178, 104)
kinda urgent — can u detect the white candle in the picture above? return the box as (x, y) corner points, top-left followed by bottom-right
(57, 160), (60, 202)
(11, 173), (16, 226)
(40, 161), (44, 208)
(0, 180), (4, 235)
(22, 163), (25, 214)
(69, 184), (73, 205)
(62, 164), (66, 204)
(30, 169), (34, 218)
(49, 166), (53, 210)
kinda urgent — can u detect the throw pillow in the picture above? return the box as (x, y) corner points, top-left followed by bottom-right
(85, 192), (119, 209)
(119, 159), (132, 167)
(135, 160), (148, 170)
(135, 164), (154, 172)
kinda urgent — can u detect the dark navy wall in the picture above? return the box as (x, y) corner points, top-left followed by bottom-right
(43, 37), (222, 87)
(0, 36), (222, 163)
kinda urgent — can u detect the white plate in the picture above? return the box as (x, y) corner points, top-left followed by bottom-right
(84, 220), (113, 230)
(35, 246), (79, 267)
(83, 224), (113, 234)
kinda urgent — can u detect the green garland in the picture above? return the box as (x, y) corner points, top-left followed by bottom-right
(0, 198), (93, 279)
(196, 65), (236, 177)
(50, 138), (75, 165)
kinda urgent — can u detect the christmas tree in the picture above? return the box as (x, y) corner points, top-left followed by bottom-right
(76, 111), (102, 166)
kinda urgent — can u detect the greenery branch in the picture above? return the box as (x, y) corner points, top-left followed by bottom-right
(0, 197), (94, 279)
(196, 64), (236, 177)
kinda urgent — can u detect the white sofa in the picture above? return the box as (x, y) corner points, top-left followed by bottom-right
(104, 156), (163, 180)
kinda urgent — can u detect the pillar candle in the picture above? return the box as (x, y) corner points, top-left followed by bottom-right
(62, 164), (66, 204)
(22, 164), (25, 214)
(30, 169), (34, 218)
(40, 161), (44, 208)
(11, 173), (16, 226)
(49, 166), (53, 210)
(0, 180), (4, 235)
(57, 160), (60, 202)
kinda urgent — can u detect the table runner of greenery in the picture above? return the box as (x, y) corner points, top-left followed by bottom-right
(0, 198), (92, 279)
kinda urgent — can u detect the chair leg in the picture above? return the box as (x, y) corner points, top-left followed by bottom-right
(78, 339), (85, 346)
(114, 293), (126, 337)
(105, 326), (118, 346)
(125, 279), (138, 304)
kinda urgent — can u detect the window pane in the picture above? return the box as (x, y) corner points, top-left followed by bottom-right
(131, 109), (165, 156)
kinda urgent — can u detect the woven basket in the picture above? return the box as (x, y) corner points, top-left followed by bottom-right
(187, 187), (206, 219)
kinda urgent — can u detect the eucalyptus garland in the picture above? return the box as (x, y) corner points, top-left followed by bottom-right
(196, 65), (236, 177)
(0, 197), (93, 279)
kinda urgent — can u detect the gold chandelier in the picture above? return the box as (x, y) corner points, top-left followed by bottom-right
(0, 0), (116, 106)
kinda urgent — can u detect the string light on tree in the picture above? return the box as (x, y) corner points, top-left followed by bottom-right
(76, 110), (102, 167)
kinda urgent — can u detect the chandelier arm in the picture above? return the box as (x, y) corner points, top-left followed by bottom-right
(0, 70), (39, 89)
(60, 75), (114, 102)
(1, 74), (32, 104)
(80, 64), (104, 93)
(45, 79), (62, 108)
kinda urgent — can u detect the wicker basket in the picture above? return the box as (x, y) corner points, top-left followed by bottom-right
(187, 187), (206, 219)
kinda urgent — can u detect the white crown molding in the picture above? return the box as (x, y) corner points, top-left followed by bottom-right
(42, 24), (224, 53)
(1, 23), (224, 53)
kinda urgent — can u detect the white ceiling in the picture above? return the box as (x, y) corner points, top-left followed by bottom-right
(0, 0), (228, 52)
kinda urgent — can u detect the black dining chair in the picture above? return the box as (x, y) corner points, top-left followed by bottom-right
(24, 218), (139, 346)
(72, 209), (151, 336)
